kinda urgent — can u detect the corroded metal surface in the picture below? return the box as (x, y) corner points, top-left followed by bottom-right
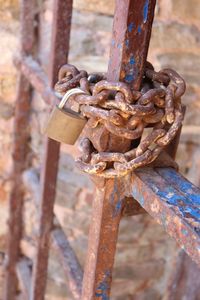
(131, 167), (200, 266)
(30, 1), (73, 299)
(4, 0), (35, 299)
(22, 167), (84, 300)
(81, 1), (158, 299)
(81, 176), (130, 300)
(51, 227), (83, 299)
(6, 0), (200, 299)
(54, 64), (185, 178)
(14, 55), (58, 105)
(107, 0), (156, 90)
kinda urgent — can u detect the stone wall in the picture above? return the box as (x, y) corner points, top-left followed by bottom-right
(0, 0), (200, 299)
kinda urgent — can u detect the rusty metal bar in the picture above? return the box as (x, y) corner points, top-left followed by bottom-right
(81, 2), (156, 299)
(22, 167), (84, 298)
(30, 1), (73, 299)
(108, 0), (156, 90)
(4, 0), (36, 298)
(166, 250), (200, 299)
(81, 177), (129, 300)
(131, 167), (200, 266)
(51, 227), (83, 299)
(14, 55), (58, 105)
(165, 107), (186, 159)
(22, 167), (83, 299)
(31, 0), (72, 300)
(122, 197), (146, 216)
(16, 258), (32, 300)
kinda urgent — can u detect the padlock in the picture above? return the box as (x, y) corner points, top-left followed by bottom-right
(44, 88), (88, 145)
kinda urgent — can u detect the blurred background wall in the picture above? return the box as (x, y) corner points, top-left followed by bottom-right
(0, 0), (200, 299)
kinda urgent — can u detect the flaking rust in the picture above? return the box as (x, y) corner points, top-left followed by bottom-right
(54, 63), (185, 178)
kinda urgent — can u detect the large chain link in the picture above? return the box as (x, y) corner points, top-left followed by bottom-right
(55, 63), (186, 178)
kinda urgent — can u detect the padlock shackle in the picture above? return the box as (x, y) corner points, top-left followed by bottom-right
(59, 88), (87, 109)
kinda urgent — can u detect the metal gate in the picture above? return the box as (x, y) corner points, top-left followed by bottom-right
(4, 0), (200, 299)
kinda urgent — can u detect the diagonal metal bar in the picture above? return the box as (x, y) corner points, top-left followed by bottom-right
(4, 1), (36, 299)
(16, 258), (32, 300)
(21, 168), (83, 299)
(30, 1), (73, 299)
(51, 227), (83, 299)
(130, 167), (200, 266)
(81, 1), (157, 299)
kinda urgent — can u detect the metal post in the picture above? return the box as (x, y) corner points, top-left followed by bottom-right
(30, 1), (73, 299)
(4, 0), (36, 298)
(81, 1), (156, 299)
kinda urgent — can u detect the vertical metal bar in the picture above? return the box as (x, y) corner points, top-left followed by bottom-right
(165, 107), (186, 159)
(30, 1), (73, 299)
(108, 0), (156, 90)
(81, 1), (156, 299)
(4, 1), (36, 299)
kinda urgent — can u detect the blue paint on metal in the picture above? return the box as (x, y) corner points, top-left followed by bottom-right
(113, 198), (123, 217)
(130, 56), (135, 65)
(160, 168), (200, 206)
(132, 182), (144, 206)
(125, 39), (129, 47)
(117, 43), (122, 49)
(138, 25), (142, 34)
(111, 39), (115, 46)
(128, 22), (135, 33)
(181, 228), (188, 236)
(147, 180), (200, 222)
(143, 0), (149, 23)
(125, 74), (134, 83)
(95, 270), (111, 300)
(110, 178), (123, 218)
(133, 169), (200, 231)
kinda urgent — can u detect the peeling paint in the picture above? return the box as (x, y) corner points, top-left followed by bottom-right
(125, 74), (134, 83)
(143, 0), (149, 23)
(125, 39), (129, 47)
(128, 22), (135, 33)
(130, 56), (136, 65)
(95, 270), (111, 300)
(111, 39), (115, 46)
(117, 43), (122, 49)
(138, 25), (142, 34)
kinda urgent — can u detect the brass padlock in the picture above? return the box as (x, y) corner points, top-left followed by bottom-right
(44, 88), (88, 145)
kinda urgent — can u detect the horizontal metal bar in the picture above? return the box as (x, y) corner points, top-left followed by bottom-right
(51, 227), (83, 300)
(16, 258), (32, 300)
(130, 167), (200, 266)
(14, 55), (58, 105)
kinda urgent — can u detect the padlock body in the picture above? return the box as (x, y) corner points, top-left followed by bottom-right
(44, 106), (87, 145)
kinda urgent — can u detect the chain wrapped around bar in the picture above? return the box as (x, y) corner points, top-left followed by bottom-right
(55, 63), (186, 178)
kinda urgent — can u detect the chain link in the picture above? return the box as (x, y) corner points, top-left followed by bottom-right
(55, 63), (186, 178)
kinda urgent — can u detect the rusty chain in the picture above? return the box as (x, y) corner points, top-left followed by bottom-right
(54, 63), (186, 178)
